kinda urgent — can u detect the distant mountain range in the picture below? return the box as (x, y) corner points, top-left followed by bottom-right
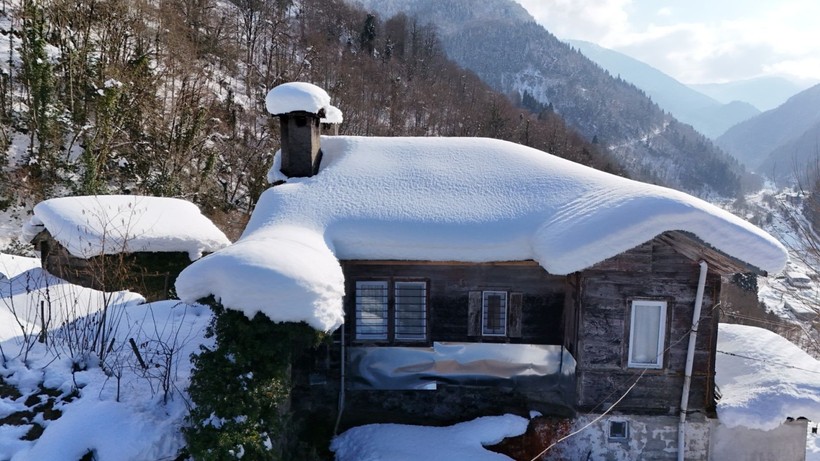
(691, 78), (816, 113)
(355, 0), (750, 198)
(567, 40), (760, 139)
(717, 84), (820, 184)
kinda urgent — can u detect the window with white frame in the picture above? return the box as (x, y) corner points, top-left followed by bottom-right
(355, 281), (388, 340)
(394, 281), (427, 340)
(628, 299), (667, 369)
(482, 291), (508, 336)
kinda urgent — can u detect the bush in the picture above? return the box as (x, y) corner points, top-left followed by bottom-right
(185, 304), (323, 460)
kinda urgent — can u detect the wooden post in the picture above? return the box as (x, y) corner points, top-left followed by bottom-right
(38, 301), (47, 344)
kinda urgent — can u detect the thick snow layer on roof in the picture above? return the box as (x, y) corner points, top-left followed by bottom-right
(265, 82), (331, 116)
(331, 414), (528, 461)
(716, 323), (820, 430)
(321, 104), (344, 124)
(174, 226), (345, 331)
(24, 195), (230, 260)
(176, 136), (787, 331)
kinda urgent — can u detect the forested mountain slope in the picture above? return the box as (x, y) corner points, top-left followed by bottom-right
(356, 0), (752, 198)
(717, 84), (820, 182)
(0, 0), (617, 239)
(568, 40), (760, 139)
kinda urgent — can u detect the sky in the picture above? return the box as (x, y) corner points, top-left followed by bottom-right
(513, 0), (820, 85)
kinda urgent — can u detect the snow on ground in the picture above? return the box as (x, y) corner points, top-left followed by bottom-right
(0, 254), (39, 281)
(0, 270), (213, 460)
(0, 268), (144, 343)
(23, 195), (231, 260)
(0, 205), (32, 252)
(330, 414), (529, 461)
(178, 132), (787, 334)
(716, 323), (820, 430)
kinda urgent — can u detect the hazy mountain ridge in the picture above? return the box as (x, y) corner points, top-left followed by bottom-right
(357, 0), (750, 198)
(568, 40), (760, 139)
(717, 84), (820, 181)
(692, 77), (817, 112)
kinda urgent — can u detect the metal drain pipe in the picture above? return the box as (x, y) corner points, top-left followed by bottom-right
(678, 260), (708, 461)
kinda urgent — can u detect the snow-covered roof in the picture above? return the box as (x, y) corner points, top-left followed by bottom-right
(321, 104), (344, 124)
(24, 195), (231, 261)
(175, 136), (788, 331)
(716, 323), (820, 430)
(265, 82), (342, 121)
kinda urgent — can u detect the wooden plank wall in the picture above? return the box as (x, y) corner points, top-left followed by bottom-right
(576, 237), (721, 415)
(340, 261), (568, 345)
(33, 230), (191, 301)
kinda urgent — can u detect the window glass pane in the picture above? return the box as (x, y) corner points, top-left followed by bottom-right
(356, 281), (388, 340)
(629, 300), (666, 368)
(482, 291), (507, 336)
(395, 282), (426, 340)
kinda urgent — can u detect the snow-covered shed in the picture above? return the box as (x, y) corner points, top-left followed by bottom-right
(176, 82), (789, 460)
(24, 195), (230, 301)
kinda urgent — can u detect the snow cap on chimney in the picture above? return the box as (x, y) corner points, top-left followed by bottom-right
(266, 81), (332, 117)
(265, 82), (342, 178)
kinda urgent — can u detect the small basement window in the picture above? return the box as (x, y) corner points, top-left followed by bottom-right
(609, 420), (629, 440)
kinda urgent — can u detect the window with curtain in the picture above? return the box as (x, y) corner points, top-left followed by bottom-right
(628, 299), (667, 368)
(355, 281), (388, 340)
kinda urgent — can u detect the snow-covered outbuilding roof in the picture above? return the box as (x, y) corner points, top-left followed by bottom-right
(716, 323), (820, 430)
(24, 195), (231, 261)
(176, 135), (788, 331)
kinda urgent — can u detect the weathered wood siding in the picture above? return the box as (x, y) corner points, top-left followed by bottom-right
(576, 237), (720, 415)
(340, 261), (568, 345)
(33, 230), (191, 301)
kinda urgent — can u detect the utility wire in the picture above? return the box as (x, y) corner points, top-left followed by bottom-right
(527, 369), (647, 461)
(533, 301), (724, 458)
(716, 350), (820, 375)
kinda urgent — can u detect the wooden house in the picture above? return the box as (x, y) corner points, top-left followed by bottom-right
(176, 82), (789, 460)
(24, 195), (230, 301)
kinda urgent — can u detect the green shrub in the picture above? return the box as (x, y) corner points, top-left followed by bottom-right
(185, 304), (323, 460)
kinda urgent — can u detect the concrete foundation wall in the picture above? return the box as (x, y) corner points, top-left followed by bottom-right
(546, 413), (711, 460)
(709, 419), (807, 461)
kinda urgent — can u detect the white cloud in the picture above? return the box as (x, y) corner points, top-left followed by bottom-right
(513, 0), (820, 83)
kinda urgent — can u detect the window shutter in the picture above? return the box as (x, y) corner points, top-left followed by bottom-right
(468, 291), (481, 336)
(509, 292), (523, 338)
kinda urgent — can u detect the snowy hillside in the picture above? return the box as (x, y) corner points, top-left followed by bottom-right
(717, 84), (820, 176)
(356, 0), (752, 198)
(568, 40), (759, 139)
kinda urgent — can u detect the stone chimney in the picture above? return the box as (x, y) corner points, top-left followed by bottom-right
(265, 82), (341, 178)
(278, 110), (323, 177)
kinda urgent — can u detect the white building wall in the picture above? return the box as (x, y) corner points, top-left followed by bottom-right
(709, 419), (807, 461)
(546, 414), (711, 460)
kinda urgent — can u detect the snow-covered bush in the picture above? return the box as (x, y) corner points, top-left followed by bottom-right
(184, 303), (324, 460)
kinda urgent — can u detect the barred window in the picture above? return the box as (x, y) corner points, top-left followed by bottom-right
(354, 279), (427, 342)
(395, 282), (427, 340)
(482, 291), (507, 336)
(355, 281), (388, 340)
